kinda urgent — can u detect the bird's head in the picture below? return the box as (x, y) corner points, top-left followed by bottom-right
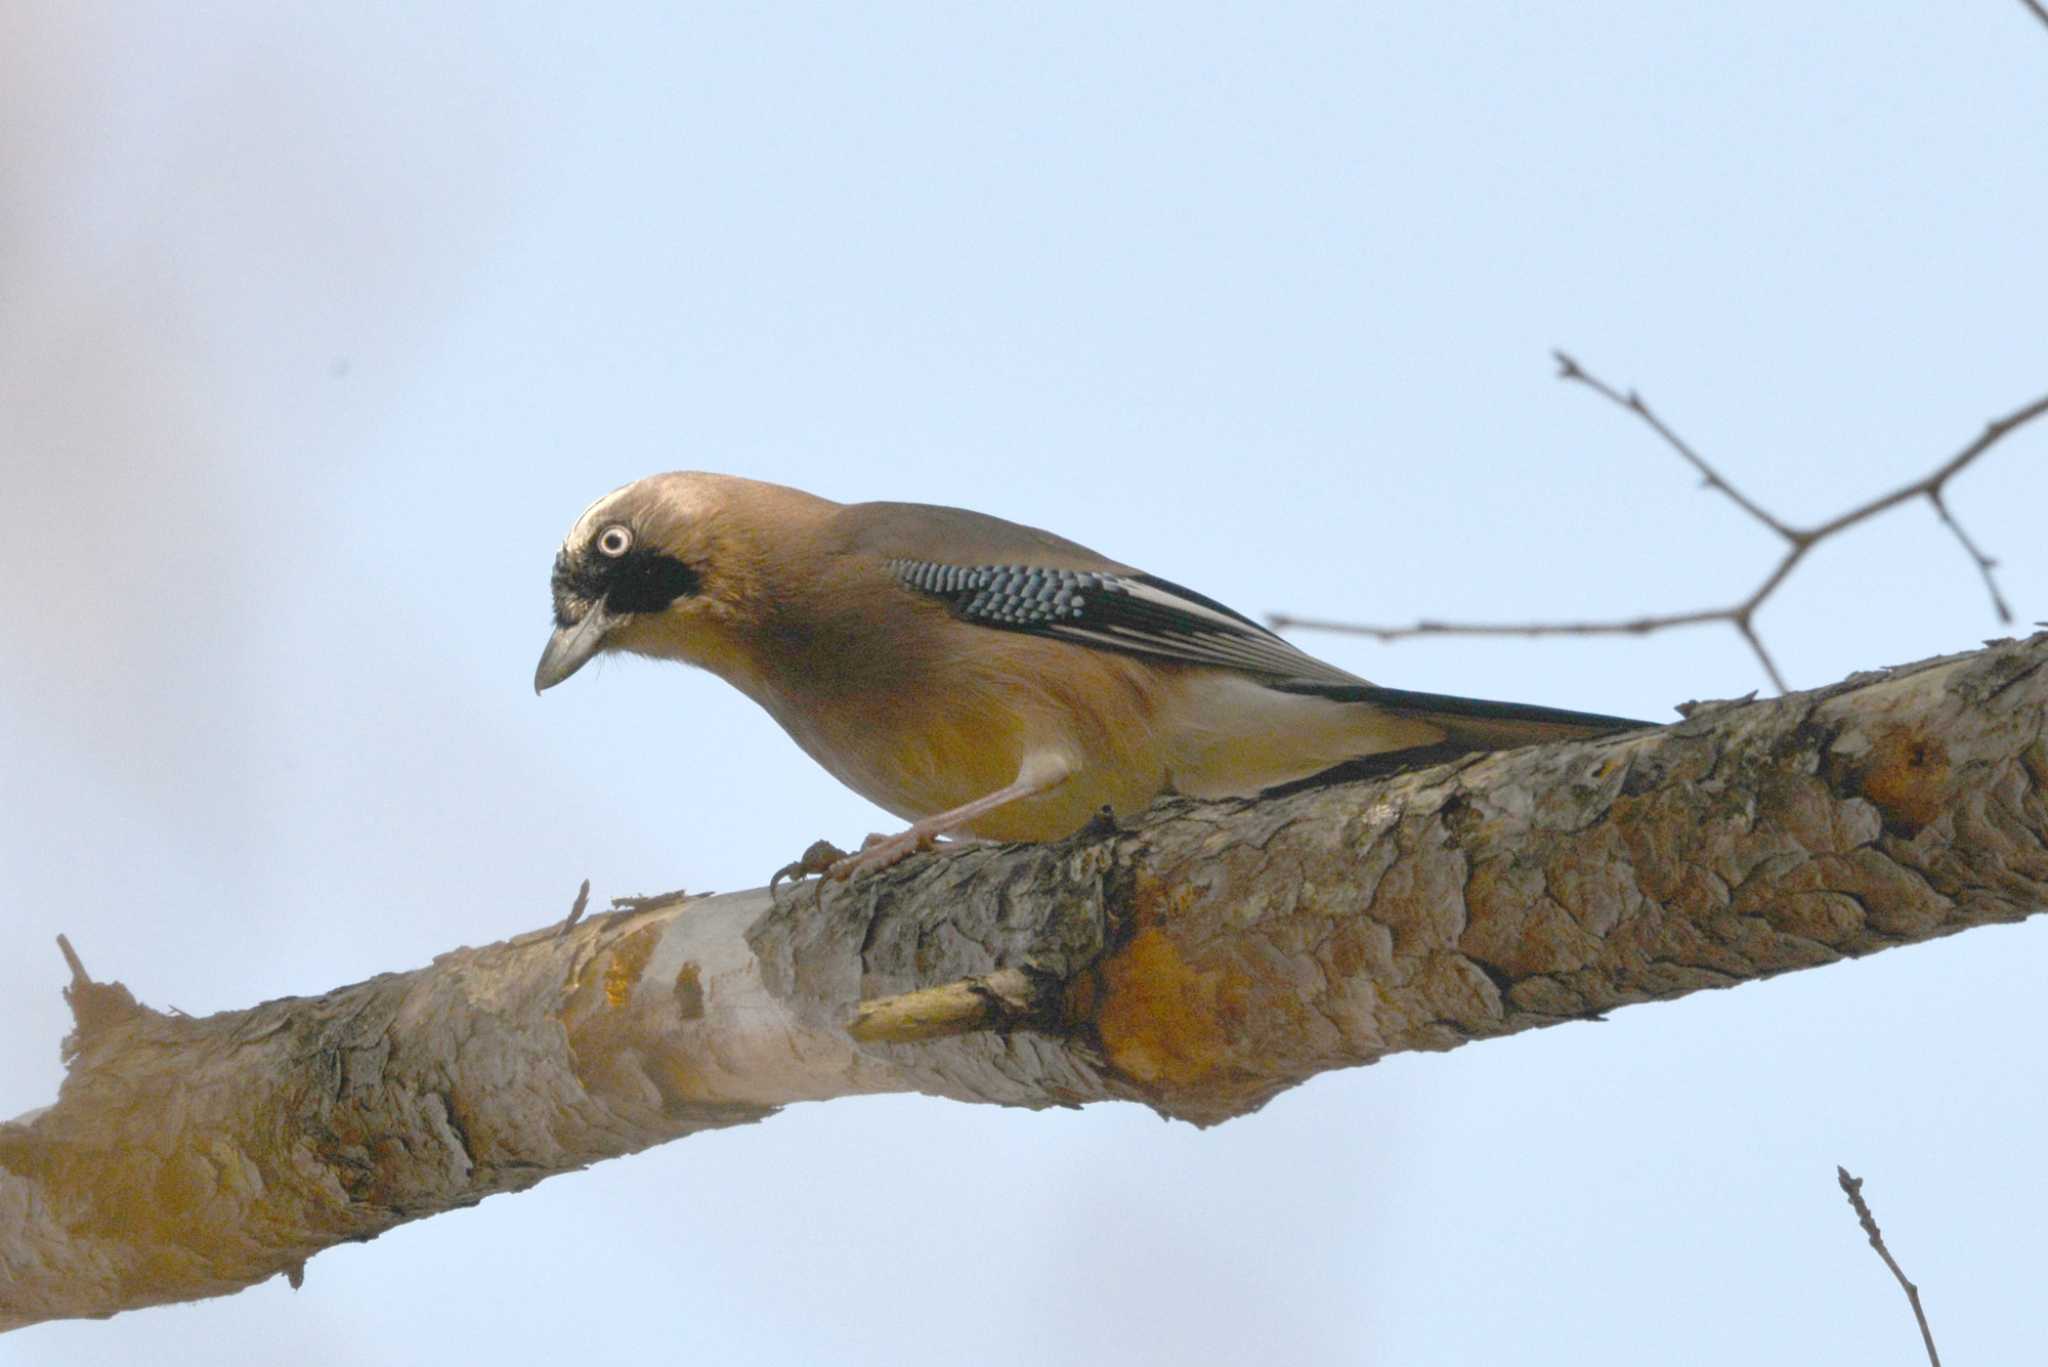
(534, 472), (819, 693)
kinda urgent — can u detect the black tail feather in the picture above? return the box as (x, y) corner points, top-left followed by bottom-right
(1256, 686), (1652, 800)
(1270, 679), (1652, 736)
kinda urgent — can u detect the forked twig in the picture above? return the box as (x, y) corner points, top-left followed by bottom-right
(1552, 352), (1797, 540)
(1272, 352), (2048, 692)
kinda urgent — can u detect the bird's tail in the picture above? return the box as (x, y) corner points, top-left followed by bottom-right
(1271, 680), (1652, 751)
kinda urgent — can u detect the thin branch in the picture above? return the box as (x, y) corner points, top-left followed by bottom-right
(554, 878), (592, 938)
(607, 887), (709, 913)
(1272, 357), (2048, 691)
(1269, 607), (1730, 641)
(1552, 350), (1797, 541)
(55, 934), (89, 987)
(2018, 0), (2048, 34)
(1731, 617), (1788, 694)
(1928, 488), (2012, 624)
(1836, 1167), (1941, 1367)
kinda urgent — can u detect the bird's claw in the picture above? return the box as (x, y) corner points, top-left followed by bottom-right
(826, 828), (939, 882)
(770, 839), (852, 902)
(771, 829), (968, 906)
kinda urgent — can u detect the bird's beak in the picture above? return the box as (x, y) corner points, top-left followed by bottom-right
(534, 603), (614, 693)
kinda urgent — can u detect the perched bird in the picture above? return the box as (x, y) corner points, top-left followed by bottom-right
(536, 473), (1647, 880)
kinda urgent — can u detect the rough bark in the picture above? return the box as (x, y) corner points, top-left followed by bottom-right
(4, 635), (2045, 1330)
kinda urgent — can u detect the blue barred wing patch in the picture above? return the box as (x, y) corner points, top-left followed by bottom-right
(887, 560), (1360, 685)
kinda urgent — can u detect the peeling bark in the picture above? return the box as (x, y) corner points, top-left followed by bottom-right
(4, 635), (2045, 1330)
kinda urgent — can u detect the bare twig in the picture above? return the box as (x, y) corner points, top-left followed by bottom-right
(2019, 0), (2048, 34)
(608, 888), (709, 913)
(1552, 351), (1796, 539)
(55, 933), (90, 987)
(554, 878), (592, 939)
(1272, 353), (2048, 692)
(1927, 487), (2012, 623)
(1836, 1166), (1941, 1367)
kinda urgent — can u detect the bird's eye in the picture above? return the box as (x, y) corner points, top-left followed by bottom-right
(596, 525), (633, 558)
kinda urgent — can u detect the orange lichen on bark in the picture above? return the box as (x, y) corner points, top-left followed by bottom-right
(601, 924), (662, 1009)
(1093, 927), (1238, 1087)
(1858, 728), (1951, 834)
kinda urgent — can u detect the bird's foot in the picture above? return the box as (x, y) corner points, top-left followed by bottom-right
(826, 828), (942, 883)
(770, 839), (850, 900)
(771, 830), (983, 904)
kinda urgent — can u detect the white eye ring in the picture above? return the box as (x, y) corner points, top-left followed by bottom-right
(596, 525), (633, 558)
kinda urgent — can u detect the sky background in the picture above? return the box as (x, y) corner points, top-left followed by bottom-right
(4, 3), (2046, 1363)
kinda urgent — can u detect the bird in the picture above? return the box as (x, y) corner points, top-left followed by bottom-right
(535, 472), (1649, 882)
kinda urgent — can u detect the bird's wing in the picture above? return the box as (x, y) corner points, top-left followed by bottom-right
(837, 500), (1356, 683)
(842, 500), (1651, 739)
(886, 559), (1364, 686)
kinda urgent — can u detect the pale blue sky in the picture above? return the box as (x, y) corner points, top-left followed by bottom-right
(5, 4), (2046, 1362)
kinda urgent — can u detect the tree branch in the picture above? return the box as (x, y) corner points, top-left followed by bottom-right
(1270, 359), (2048, 691)
(5, 634), (2047, 1330)
(1837, 1167), (1941, 1367)
(1552, 350), (1799, 541)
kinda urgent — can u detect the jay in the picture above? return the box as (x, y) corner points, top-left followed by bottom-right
(536, 473), (1646, 881)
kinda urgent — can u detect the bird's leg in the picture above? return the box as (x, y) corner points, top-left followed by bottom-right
(822, 753), (1071, 885)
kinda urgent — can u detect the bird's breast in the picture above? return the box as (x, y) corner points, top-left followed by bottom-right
(746, 631), (1178, 841)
